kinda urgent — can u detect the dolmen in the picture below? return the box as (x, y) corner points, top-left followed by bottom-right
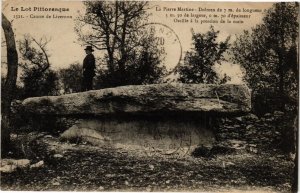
(20, 83), (251, 157)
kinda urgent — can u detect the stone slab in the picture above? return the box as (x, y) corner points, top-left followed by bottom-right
(21, 83), (251, 116)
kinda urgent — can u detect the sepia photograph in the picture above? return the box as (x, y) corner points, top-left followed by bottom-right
(1, 0), (299, 192)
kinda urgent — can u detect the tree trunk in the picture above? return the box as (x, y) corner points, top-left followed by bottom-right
(117, 9), (128, 85)
(1, 13), (18, 155)
(292, 116), (298, 192)
(277, 44), (286, 110)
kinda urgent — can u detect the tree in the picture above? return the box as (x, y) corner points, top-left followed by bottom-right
(125, 35), (167, 85)
(94, 32), (166, 88)
(20, 69), (59, 98)
(231, 2), (298, 111)
(231, 3), (298, 189)
(18, 35), (59, 98)
(1, 13), (19, 154)
(76, 1), (166, 87)
(58, 63), (82, 93)
(176, 26), (230, 84)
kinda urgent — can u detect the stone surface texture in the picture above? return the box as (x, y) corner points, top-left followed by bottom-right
(59, 119), (215, 156)
(21, 83), (251, 115)
(0, 159), (30, 173)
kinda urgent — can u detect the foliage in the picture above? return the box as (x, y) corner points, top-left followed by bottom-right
(18, 35), (59, 98)
(176, 26), (230, 84)
(124, 37), (166, 85)
(94, 33), (166, 88)
(20, 69), (59, 98)
(58, 63), (82, 94)
(76, 1), (166, 88)
(231, 2), (298, 113)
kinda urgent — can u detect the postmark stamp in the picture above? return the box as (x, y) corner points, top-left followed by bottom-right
(138, 22), (183, 77)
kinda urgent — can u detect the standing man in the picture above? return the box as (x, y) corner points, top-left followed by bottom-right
(82, 46), (96, 91)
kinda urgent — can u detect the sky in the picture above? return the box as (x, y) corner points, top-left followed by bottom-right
(1, 0), (273, 84)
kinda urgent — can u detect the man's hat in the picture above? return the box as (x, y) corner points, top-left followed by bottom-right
(84, 45), (94, 52)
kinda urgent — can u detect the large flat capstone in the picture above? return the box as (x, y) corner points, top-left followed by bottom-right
(22, 83), (251, 115)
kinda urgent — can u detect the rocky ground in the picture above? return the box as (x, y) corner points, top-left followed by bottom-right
(0, 112), (296, 192)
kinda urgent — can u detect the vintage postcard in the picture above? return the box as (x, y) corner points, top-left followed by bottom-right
(1, 0), (299, 192)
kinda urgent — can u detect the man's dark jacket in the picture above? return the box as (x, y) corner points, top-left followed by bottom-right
(83, 53), (95, 78)
(82, 53), (95, 91)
